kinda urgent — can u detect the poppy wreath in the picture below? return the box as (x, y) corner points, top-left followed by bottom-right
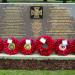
(19, 38), (36, 55)
(3, 37), (19, 55)
(0, 38), (3, 53)
(35, 35), (54, 56)
(53, 38), (71, 56)
(70, 39), (75, 54)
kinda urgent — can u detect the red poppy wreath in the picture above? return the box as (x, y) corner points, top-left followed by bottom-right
(70, 39), (75, 54)
(54, 38), (71, 56)
(19, 38), (36, 55)
(0, 38), (3, 53)
(3, 37), (19, 55)
(35, 35), (54, 56)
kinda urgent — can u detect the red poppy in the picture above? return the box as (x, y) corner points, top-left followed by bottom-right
(3, 37), (19, 55)
(19, 38), (36, 55)
(54, 38), (71, 56)
(70, 39), (75, 54)
(36, 35), (54, 56)
(0, 38), (3, 53)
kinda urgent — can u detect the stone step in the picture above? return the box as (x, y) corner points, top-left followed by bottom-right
(0, 54), (75, 60)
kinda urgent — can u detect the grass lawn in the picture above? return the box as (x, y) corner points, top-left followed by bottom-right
(0, 70), (75, 75)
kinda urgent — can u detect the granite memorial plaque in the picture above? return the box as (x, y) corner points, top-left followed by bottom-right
(0, 4), (75, 39)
